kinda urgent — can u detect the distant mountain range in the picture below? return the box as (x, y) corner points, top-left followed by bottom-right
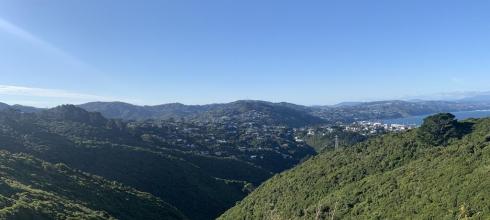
(2, 97), (490, 127)
(79, 100), (325, 127)
(78, 99), (490, 125)
(311, 100), (490, 123)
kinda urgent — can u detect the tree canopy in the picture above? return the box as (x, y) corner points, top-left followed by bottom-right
(417, 113), (462, 146)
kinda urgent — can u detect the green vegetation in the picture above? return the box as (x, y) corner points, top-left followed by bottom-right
(219, 116), (490, 219)
(0, 105), (312, 219)
(298, 127), (367, 152)
(417, 113), (467, 146)
(0, 150), (186, 220)
(0, 108), (245, 219)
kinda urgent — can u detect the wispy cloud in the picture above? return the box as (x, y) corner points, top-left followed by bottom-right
(0, 17), (123, 107)
(0, 17), (71, 62)
(0, 18), (56, 51)
(0, 85), (112, 101)
(0, 17), (102, 73)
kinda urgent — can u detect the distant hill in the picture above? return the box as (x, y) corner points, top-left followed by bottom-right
(332, 101), (364, 107)
(79, 99), (490, 125)
(191, 100), (324, 127)
(78, 101), (223, 121)
(80, 100), (326, 127)
(312, 100), (490, 123)
(10, 104), (43, 113)
(219, 116), (490, 219)
(41, 104), (108, 126)
(79, 101), (176, 120)
(3, 98), (490, 125)
(459, 94), (490, 103)
(0, 150), (186, 220)
(0, 102), (44, 113)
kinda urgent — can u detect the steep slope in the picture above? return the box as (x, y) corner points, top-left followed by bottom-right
(219, 117), (490, 219)
(0, 150), (186, 220)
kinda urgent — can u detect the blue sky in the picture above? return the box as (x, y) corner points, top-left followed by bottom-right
(1, 0), (489, 107)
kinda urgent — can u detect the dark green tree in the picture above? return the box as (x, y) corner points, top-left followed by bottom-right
(417, 113), (460, 146)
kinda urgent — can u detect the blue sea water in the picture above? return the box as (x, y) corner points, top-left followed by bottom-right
(382, 110), (490, 126)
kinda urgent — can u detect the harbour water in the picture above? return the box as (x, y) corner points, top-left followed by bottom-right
(382, 110), (490, 126)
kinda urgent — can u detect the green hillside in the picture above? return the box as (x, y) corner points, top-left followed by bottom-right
(220, 115), (490, 219)
(0, 150), (186, 220)
(0, 107), (272, 219)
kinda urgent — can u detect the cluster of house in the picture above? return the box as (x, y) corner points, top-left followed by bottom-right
(345, 121), (414, 134)
(293, 121), (415, 142)
(129, 119), (306, 162)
